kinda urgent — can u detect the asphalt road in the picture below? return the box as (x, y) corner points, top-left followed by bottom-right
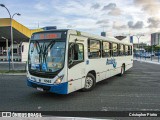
(0, 61), (160, 112)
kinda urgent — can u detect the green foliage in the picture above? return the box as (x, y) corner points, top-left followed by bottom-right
(144, 45), (160, 52)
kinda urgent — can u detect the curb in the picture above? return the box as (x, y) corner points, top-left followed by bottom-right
(0, 62), (26, 64)
(0, 73), (26, 75)
(134, 59), (160, 65)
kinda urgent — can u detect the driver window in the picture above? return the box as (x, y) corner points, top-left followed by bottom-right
(69, 43), (84, 62)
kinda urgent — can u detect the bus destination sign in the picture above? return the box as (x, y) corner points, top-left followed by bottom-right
(32, 33), (62, 40)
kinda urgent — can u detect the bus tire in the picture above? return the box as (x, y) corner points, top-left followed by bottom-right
(82, 73), (96, 91)
(119, 64), (125, 76)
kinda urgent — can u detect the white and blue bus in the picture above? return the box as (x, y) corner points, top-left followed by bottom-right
(26, 29), (133, 94)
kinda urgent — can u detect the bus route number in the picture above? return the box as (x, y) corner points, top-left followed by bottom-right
(44, 79), (51, 84)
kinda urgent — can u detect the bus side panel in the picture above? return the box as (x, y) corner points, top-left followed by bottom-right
(87, 55), (133, 82)
(85, 58), (115, 82)
(125, 56), (133, 71)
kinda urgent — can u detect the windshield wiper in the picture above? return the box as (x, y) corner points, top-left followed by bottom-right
(42, 41), (55, 63)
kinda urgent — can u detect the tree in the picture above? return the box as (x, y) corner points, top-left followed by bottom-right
(144, 46), (152, 52)
(155, 45), (160, 52)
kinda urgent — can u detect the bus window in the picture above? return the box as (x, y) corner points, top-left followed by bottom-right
(102, 41), (111, 57)
(21, 45), (24, 53)
(68, 43), (84, 66)
(88, 40), (101, 58)
(112, 43), (118, 57)
(119, 44), (124, 56)
(128, 46), (132, 55)
(125, 45), (129, 55)
(77, 44), (84, 61)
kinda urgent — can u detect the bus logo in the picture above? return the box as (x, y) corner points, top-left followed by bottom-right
(106, 58), (117, 68)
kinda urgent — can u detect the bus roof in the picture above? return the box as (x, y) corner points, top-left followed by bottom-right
(33, 29), (132, 46)
(68, 29), (132, 46)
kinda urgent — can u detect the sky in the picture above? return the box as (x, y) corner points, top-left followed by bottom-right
(1, 0), (160, 44)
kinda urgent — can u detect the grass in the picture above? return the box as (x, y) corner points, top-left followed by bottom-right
(0, 70), (26, 73)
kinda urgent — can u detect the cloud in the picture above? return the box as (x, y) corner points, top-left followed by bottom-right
(96, 19), (110, 29)
(113, 22), (127, 30)
(128, 21), (144, 29)
(53, 0), (91, 17)
(34, 2), (48, 11)
(67, 25), (77, 28)
(147, 17), (160, 28)
(2, 0), (158, 37)
(102, 3), (122, 16)
(108, 8), (122, 16)
(99, 24), (109, 28)
(133, 0), (160, 34)
(134, 0), (160, 15)
(96, 19), (109, 24)
(91, 3), (100, 9)
(102, 3), (116, 10)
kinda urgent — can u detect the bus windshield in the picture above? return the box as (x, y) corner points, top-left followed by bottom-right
(28, 40), (65, 73)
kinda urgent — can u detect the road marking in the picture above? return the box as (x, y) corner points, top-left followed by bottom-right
(101, 107), (160, 111)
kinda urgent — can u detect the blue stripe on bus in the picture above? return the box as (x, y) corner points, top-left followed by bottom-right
(27, 79), (68, 94)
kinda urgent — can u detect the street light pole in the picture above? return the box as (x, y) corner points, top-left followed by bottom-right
(0, 4), (21, 70)
(11, 13), (21, 70)
(133, 35), (144, 60)
(133, 35), (144, 50)
(136, 36), (142, 50)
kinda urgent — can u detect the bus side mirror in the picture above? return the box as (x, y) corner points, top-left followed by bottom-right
(69, 59), (74, 65)
(69, 43), (75, 48)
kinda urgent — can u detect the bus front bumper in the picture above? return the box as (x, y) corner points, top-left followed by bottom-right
(27, 79), (68, 94)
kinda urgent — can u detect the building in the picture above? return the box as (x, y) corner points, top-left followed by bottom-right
(151, 32), (160, 46)
(101, 32), (106, 37)
(133, 43), (147, 50)
(43, 26), (57, 30)
(114, 36), (127, 41)
(0, 18), (43, 61)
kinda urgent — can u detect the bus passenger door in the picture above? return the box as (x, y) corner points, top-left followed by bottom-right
(67, 36), (86, 93)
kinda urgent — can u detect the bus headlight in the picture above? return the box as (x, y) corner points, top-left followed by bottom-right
(54, 75), (64, 84)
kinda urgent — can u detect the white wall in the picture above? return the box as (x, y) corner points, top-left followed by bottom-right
(21, 42), (29, 62)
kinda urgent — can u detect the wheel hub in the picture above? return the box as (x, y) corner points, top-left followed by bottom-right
(85, 77), (93, 89)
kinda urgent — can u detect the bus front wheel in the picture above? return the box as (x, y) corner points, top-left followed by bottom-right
(82, 73), (96, 91)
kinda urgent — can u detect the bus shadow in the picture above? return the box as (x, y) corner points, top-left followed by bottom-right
(29, 89), (85, 100)
(93, 73), (129, 91)
(94, 76), (117, 89)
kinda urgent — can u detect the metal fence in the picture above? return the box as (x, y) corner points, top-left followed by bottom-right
(134, 51), (160, 63)
(0, 55), (21, 62)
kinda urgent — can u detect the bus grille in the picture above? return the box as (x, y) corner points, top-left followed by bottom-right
(31, 83), (51, 91)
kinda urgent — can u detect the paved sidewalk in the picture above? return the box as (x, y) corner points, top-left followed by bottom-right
(134, 58), (160, 65)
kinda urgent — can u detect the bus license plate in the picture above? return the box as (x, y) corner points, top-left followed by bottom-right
(37, 87), (44, 91)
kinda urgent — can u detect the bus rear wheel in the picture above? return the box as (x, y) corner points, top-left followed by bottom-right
(119, 64), (125, 76)
(82, 73), (96, 91)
